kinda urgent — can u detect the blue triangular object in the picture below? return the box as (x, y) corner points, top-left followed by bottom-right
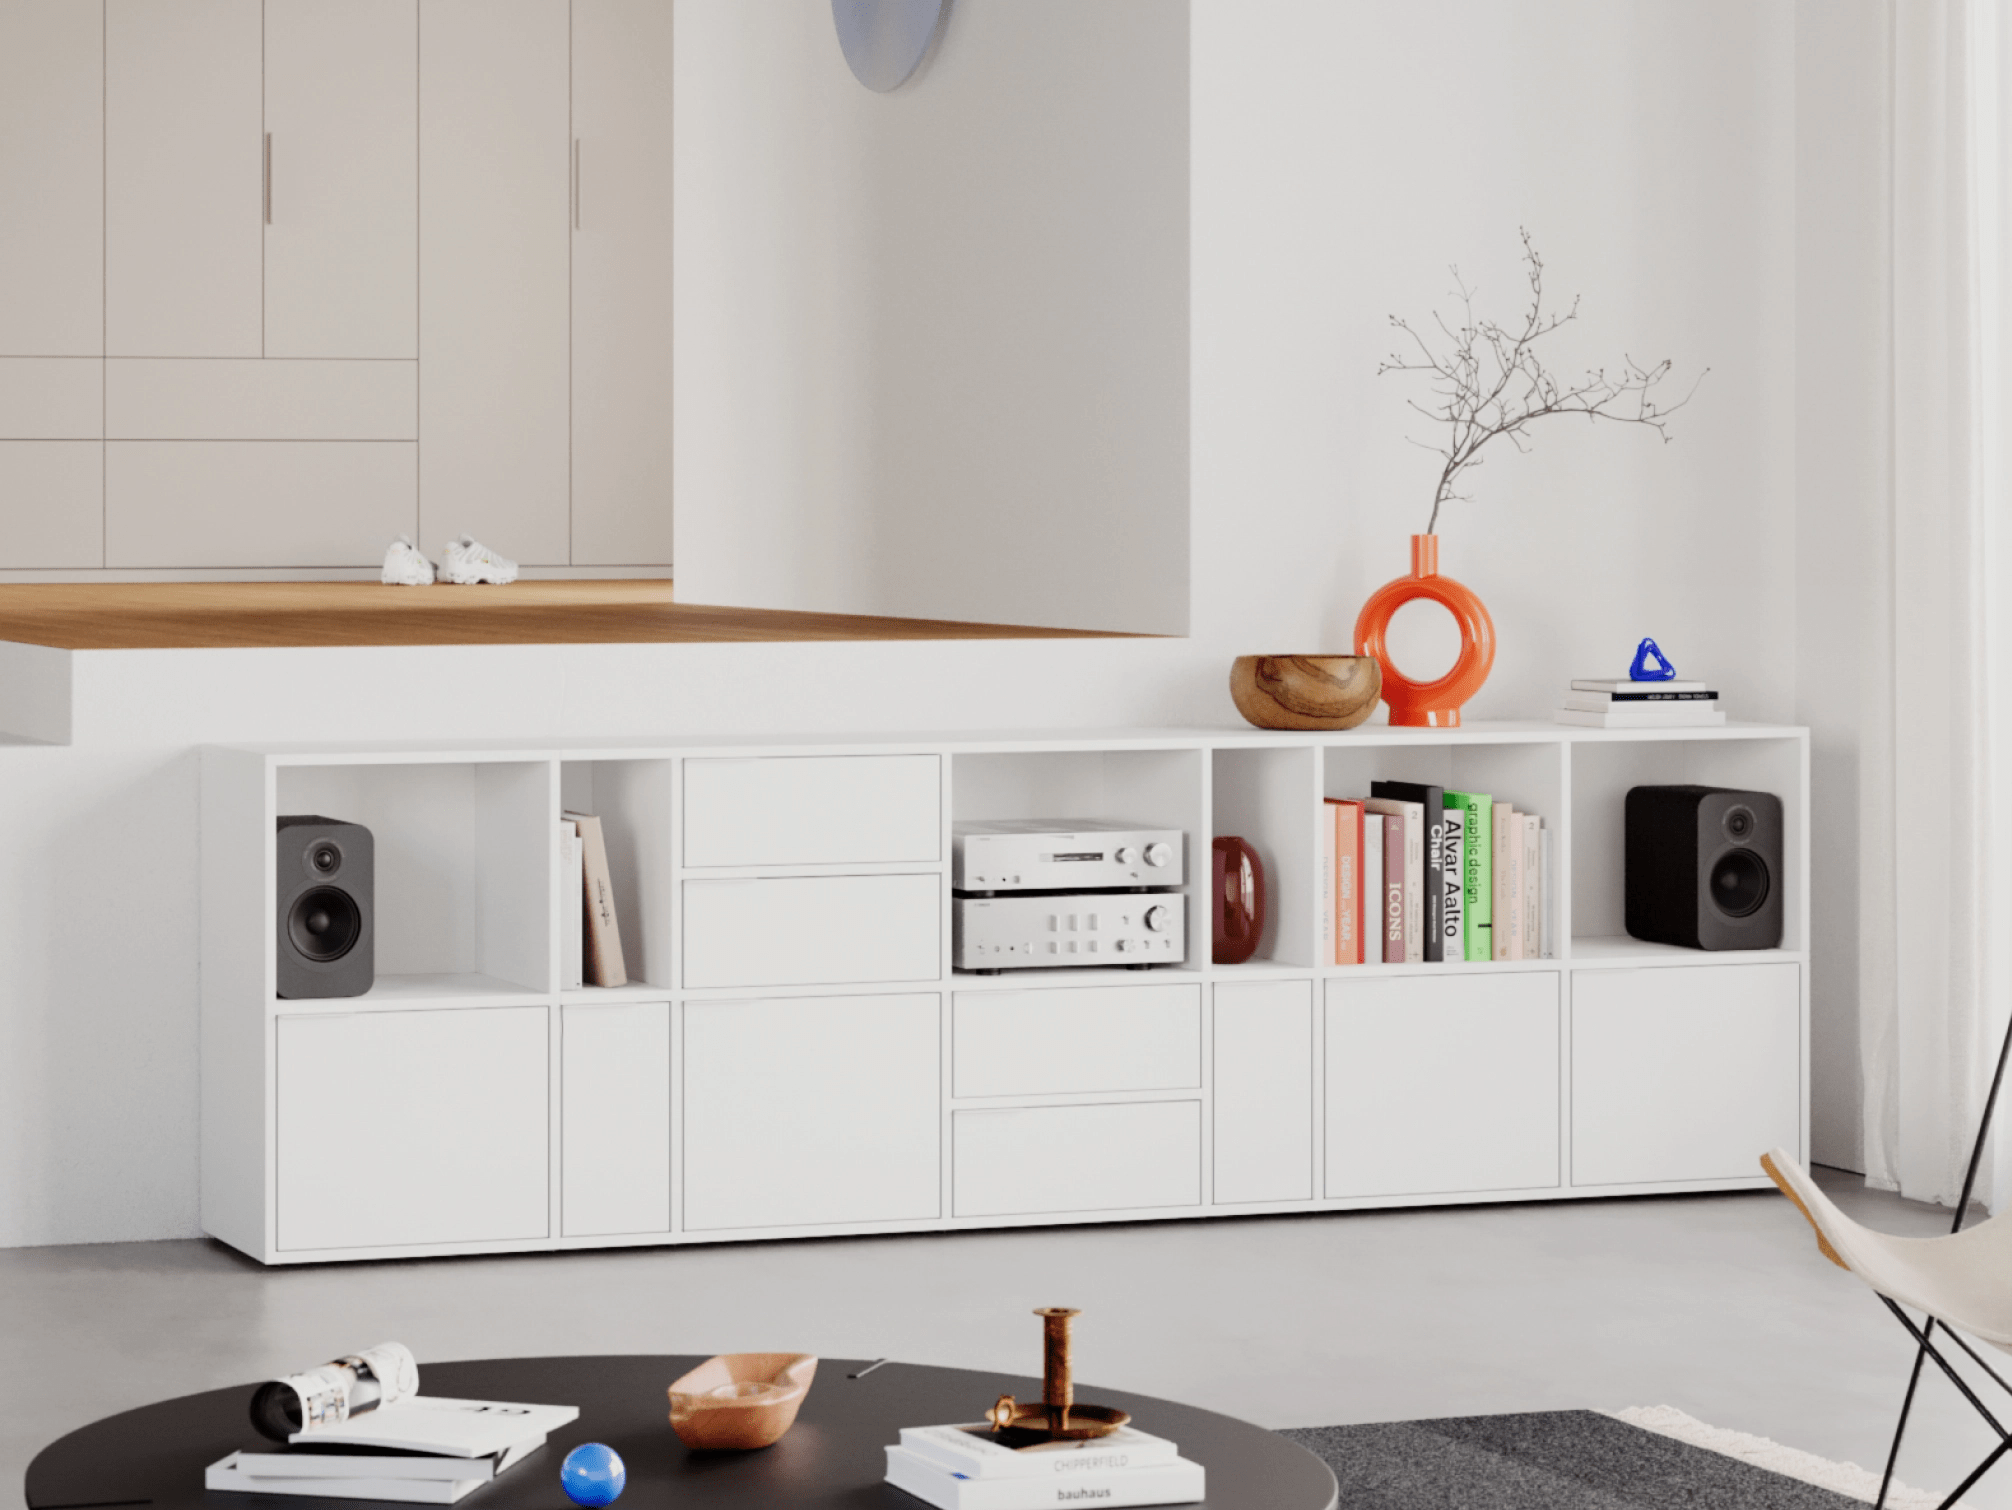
(1629, 637), (1676, 681)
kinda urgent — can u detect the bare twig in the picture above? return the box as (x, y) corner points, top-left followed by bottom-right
(1378, 229), (1705, 533)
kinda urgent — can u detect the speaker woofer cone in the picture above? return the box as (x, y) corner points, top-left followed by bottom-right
(288, 885), (362, 962)
(1708, 848), (1770, 918)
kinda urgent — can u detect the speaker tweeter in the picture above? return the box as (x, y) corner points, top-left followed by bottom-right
(1624, 785), (1783, 951)
(277, 816), (374, 998)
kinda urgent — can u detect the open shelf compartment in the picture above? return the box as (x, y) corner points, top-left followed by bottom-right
(560, 757), (674, 994)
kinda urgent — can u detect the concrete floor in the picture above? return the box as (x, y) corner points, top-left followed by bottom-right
(6, 1168), (2008, 1507)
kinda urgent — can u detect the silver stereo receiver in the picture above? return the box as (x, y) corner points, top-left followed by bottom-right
(954, 893), (1186, 972)
(953, 819), (1185, 892)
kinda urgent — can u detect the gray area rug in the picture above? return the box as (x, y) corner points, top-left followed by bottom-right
(1282, 1410), (1865, 1509)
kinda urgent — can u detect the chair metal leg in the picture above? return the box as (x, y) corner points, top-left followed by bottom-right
(1880, 1331), (1932, 1510)
(1936, 1439), (2012, 1510)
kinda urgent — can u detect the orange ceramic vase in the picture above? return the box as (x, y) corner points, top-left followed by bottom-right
(1352, 534), (1496, 727)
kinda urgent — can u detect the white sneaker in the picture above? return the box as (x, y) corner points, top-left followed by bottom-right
(381, 535), (435, 585)
(437, 534), (519, 585)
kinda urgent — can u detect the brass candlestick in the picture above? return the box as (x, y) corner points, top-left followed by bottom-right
(984, 1306), (1131, 1444)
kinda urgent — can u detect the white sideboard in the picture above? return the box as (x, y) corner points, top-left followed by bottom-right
(0, 0), (672, 573)
(199, 721), (1810, 1265)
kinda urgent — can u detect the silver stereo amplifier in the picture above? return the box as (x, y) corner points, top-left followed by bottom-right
(954, 893), (1186, 971)
(953, 819), (1185, 892)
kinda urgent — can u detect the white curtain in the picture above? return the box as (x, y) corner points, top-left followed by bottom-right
(1860, 0), (2012, 1210)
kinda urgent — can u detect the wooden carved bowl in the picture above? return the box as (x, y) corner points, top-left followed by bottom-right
(1230, 655), (1381, 731)
(667, 1353), (818, 1450)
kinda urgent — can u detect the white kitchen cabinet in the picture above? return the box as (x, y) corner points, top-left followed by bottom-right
(1571, 963), (1801, 1186)
(570, 0), (675, 566)
(1213, 980), (1314, 1204)
(0, 359), (100, 440)
(276, 1006), (549, 1251)
(681, 873), (941, 989)
(107, 360), (416, 441)
(106, 0), (264, 358)
(0, 0), (103, 357)
(0, 442), (101, 567)
(954, 984), (1200, 1098)
(264, 0), (418, 359)
(1325, 972), (1561, 1198)
(107, 442), (416, 567)
(682, 993), (940, 1231)
(562, 1000), (672, 1237)
(418, 0), (570, 565)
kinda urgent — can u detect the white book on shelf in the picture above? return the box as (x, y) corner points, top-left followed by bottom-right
(1562, 690), (1717, 712)
(884, 1445), (1205, 1510)
(1539, 824), (1553, 959)
(559, 819), (584, 990)
(1570, 678), (1712, 693)
(897, 1423), (1181, 1480)
(1361, 814), (1384, 964)
(1318, 806), (1335, 967)
(1521, 815), (1541, 963)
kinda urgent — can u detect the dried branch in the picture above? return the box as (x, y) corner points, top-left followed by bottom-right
(1378, 229), (1705, 533)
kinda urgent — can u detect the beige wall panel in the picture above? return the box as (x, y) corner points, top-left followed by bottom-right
(0, 359), (101, 439)
(265, 0), (419, 359)
(0, 442), (102, 567)
(571, 0), (674, 565)
(106, 0), (264, 357)
(0, 1), (104, 356)
(418, 0), (570, 564)
(106, 441), (416, 566)
(108, 360), (416, 440)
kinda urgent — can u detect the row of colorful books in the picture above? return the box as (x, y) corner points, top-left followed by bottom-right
(1319, 780), (1553, 964)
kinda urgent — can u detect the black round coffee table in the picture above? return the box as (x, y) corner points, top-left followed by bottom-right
(24, 1355), (1336, 1509)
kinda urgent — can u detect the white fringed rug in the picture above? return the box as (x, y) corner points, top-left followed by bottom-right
(1604, 1406), (1938, 1509)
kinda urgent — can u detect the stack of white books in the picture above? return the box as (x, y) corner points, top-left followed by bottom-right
(1554, 679), (1726, 729)
(208, 1397), (580, 1504)
(885, 1422), (1205, 1510)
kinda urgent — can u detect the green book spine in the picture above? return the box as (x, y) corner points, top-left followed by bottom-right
(1446, 792), (1493, 962)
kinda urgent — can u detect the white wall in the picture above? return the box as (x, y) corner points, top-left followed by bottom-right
(673, 0), (1191, 636)
(1795, 1), (1890, 1174)
(0, 0), (1814, 1246)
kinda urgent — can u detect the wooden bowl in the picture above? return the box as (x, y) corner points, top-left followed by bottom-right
(667, 1353), (818, 1450)
(1230, 655), (1381, 730)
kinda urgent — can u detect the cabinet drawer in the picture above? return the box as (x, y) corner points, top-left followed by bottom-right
(683, 756), (941, 868)
(0, 443), (102, 568)
(953, 1101), (1201, 1217)
(681, 873), (940, 989)
(0, 359), (101, 438)
(1571, 963), (1800, 1186)
(276, 1006), (549, 1251)
(106, 440), (416, 566)
(108, 359), (416, 439)
(562, 1000), (671, 1238)
(953, 984), (1199, 1098)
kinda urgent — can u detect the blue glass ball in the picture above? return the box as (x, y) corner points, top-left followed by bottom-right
(560, 1442), (626, 1507)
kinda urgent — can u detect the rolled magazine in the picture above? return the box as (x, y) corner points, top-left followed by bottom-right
(249, 1342), (421, 1441)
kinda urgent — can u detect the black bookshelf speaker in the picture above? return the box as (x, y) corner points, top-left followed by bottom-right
(1625, 785), (1783, 951)
(276, 816), (374, 998)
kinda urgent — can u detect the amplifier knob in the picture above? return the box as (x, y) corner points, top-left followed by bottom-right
(1143, 905), (1170, 932)
(1143, 842), (1172, 867)
(1114, 846), (1134, 864)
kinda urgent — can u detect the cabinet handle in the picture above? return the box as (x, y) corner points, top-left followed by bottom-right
(264, 132), (272, 224)
(572, 138), (581, 229)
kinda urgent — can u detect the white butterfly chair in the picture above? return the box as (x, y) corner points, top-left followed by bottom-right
(1763, 1045), (2012, 1510)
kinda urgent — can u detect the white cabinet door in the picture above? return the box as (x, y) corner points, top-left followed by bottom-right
(562, 1000), (671, 1237)
(0, 0), (102, 356)
(571, 0), (673, 566)
(1572, 963), (1801, 1186)
(106, 0), (263, 357)
(954, 984), (1200, 1098)
(265, 0), (418, 359)
(1213, 980), (1313, 1204)
(276, 1006), (549, 1251)
(683, 994), (940, 1231)
(681, 874), (941, 989)
(0, 442), (100, 567)
(954, 1101), (1201, 1218)
(1325, 973), (1560, 1198)
(419, 0), (569, 565)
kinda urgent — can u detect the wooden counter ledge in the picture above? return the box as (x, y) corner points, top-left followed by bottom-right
(0, 581), (1131, 651)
